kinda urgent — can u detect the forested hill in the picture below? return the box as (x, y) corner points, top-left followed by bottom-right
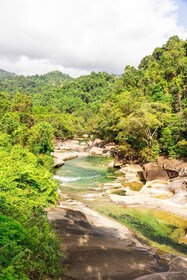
(0, 69), (16, 80)
(95, 35), (187, 161)
(0, 35), (187, 279)
(0, 35), (186, 160)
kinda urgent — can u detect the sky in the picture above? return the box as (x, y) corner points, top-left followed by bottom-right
(0, 0), (187, 77)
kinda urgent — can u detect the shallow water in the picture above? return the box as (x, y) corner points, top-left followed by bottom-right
(55, 155), (187, 256)
(55, 156), (116, 192)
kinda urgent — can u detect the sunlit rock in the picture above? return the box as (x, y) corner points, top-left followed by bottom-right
(121, 181), (144, 191)
(89, 147), (104, 155)
(140, 179), (172, 199)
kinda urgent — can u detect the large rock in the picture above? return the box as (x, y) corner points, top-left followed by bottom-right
(135, 271), (187, 280)
(169, 177), (187, 193)
(122, 181), (144, 191)
(157, 157), (187, 176)
(170, 191), (187, 205)
(61, 152), (78, 161)
(91, 138), (103, 147)
(141, 162), (179, 180)
(140, 179), (172, 199)
(119, 164), (143, 181)
(54, 158), (64, 168)
(141, 169), (170, 181)
(89, 147), (104, 155)
(143, 163), (161, 170)
(60, 144), (85, 152)
(169, 177), (187, 205)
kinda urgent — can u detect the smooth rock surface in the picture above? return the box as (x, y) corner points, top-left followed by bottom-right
(89, 147), (104, 155)
(48, 202), (169, 280)
(135, 271), (187, 280)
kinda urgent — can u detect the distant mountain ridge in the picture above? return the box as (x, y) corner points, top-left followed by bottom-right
(0, 69), (73, 94)
(0, 69), (16, 80)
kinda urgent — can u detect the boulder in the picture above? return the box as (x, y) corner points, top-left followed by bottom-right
(157, 157), (187, 176)
(143, 163), (160, 170)
(135, 271), (187, 280)
(92, 138), (103, 147)
(140, 179), (172, 199)
(54, 158), (64, 168)
(103, 145), (116, 151)
(141, 169), (170, 182)
(168, 177), (187, 205)
(119, 164), (143, 181)
(61, 152), (78, 161)
(170, 191), (187, 205)
(122, 181), (144, 191)
(120, 164), (143, 173)
(169, 177), (187, 193)
(60, 144), (85, 152)
(89, 147), (104, 155)
(141, 162), (178, 180)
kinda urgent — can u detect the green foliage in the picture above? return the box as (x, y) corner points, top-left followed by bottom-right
(95, 36), (187, 161)
(0, 145), (62, 279)
(0, 113), (19, 135)
(175, 139), (187, 157)
(28, 122), (54, 155)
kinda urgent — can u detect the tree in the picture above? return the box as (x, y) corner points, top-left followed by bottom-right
(28, 122), (53, 155)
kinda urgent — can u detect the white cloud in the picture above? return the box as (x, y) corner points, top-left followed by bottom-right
(0, 0), (186, 76)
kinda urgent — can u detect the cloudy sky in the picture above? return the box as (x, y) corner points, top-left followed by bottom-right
(0, 0), (187, 77)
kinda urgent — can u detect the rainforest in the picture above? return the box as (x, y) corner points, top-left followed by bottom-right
(0, 35), (187, 279)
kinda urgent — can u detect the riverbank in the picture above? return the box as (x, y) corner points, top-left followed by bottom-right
(51, 139), (187, 278)
(48, 199), (187, 280)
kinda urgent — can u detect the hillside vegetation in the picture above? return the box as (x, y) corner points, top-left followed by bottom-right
(0, 35), (187, 279)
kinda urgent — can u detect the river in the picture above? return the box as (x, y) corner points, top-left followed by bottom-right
(50, 154), (187, 279)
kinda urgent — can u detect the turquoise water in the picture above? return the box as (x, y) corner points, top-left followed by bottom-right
(55, 156), (116, 193)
